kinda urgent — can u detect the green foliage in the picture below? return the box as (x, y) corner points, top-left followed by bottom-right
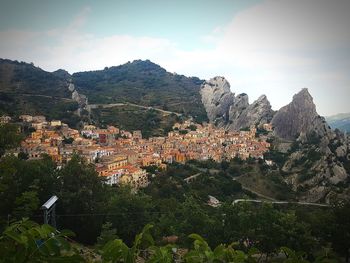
(0, 59), (81, 126)
(92, 105), (179, 138)
(57, 154), (111, 244)
(1, 152), (350, 261)
(96, 222), (118, 249)
(263, 150), (288, 168)
(1, 218), (343, 262)
(328, 201), (350, 262)
(101, 224), (155, 263)
(306, 132), (321, 145)
(298, 172), (316, 183)
(63, 137), (74, 144)
(147, 245), (174, 263)
(184, 233), (255, 263)
(0, 218), (82, 263)
(73, 60), (208, 123)
(0, 154), (58, 229)
(13, 191), (40, 219)
(0, 123), (23, 156)
(188, 125), (197, 131)
(280, 247), (309, 263)
(106, 186), (155, 245)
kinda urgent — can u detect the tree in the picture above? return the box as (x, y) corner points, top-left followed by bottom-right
(330, 201), (350, 262)
(0, 155), (58, 229)
(106, 186), (154, 245)
(0, 123), (23, 157)
(184, 233), (257, 263)
(96, 222), (118, 249)
(101, 224), (156, 263)
(13, 191), (39, 219)
(57, 154), (110, 244)
(177, 196), (215, 246)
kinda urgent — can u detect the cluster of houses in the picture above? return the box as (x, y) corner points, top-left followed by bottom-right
(5, 114), (272, 189)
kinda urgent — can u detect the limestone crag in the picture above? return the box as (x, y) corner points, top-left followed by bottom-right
(271, 88), (332, 141)
(280, 125), (350, 202)
(66, 82), (89, 117)
(228, 95), (274, 130)
(200, 77), (273, 130)
(200, 77), (234, 126)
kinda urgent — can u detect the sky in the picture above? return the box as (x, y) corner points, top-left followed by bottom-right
(0, 0), (349, 116)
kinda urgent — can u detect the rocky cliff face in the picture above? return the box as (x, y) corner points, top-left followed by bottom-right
(228, 94), (274, 130)
(200, 79), (350, 202)
(200, 77), (235, 126)
(200, 77), (273, 130)
(270, 89), (350, 202)
(271, 88), (332, 141)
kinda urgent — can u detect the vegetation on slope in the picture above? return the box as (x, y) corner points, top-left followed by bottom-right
(0, 59), (80, 125)
(73, 60), (208, 123)
(1, 152), (350, 261)
(91, 105), (181, 138)
(0, 58), (209, 133)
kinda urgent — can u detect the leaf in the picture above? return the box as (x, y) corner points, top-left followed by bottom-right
(59, 229), (76, 238)
(102, 239), (129, 262)
(4, 231), (24, 244)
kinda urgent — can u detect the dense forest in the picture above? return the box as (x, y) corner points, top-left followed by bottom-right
(1, 123), (350, 262)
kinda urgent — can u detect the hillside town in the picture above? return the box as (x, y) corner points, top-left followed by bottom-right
(2, 114), (271, 189)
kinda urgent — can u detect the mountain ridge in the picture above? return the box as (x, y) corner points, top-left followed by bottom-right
(326, 112), (350, 133)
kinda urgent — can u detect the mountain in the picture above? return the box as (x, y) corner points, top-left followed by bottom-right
(199, 77), (234, 126)
(0, 59), (208, 132)
(199, 76), (274, 129)
(271, 88), (332, 141)
(0, 59), (80, 126)
(269, 89), (350, 202)
(72, 60), (208, 123)
(326, 113), (350, 133)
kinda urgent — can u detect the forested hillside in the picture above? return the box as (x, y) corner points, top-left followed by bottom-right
(0, 59), (79, 125)
(72, 60), (208, 123)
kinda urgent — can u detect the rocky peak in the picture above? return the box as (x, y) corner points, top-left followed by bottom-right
(271, 88), (329, 140)
(228, 93), (274, 130)
(232, 93), (249, 109)
(256, 94), (268, 103)
(200, 76), (235, 124)
(199, 76), (274, 130)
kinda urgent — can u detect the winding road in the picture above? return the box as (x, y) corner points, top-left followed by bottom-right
(87, 102), (183, 116)
(232, 199), (330, 207)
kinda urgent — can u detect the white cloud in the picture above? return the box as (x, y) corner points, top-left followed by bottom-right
(0, 1), (349, 115)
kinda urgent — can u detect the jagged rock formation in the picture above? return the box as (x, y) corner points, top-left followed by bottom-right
(200, 76), (273, 130)
(271, 89), (350, 202)
(199, 81), (350, 202)
(200, 77), (234, 126)
(228, 94), (274, 130)
(271, 88), (332, 141)
(66, 82), (88, 117)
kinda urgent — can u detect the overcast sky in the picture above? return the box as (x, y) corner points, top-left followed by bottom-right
(0, 0), (349, 116)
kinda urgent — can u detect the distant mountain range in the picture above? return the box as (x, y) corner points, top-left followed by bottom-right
(326, 113), (350, 133)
